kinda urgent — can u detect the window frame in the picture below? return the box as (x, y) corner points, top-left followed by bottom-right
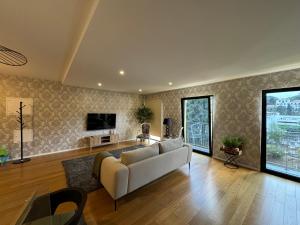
(181, 95), (213, 156)
(261, 86), (300, 182)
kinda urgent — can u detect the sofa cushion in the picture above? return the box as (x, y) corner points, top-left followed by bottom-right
(159, 138), (183, 153)
(127, 146), (188, 192)
(121, 145), (159, 165)
(150, 142), (159, 152)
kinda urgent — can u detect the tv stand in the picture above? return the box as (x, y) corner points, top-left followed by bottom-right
(88, 133), (119, 151)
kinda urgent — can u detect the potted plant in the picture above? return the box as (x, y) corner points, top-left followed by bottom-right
(134, 105), (153, 124)
(220, 136), (245, 155)
(0, 145), (9, 165)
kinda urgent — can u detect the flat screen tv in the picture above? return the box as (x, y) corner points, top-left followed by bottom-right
(87, 113), (116, 130)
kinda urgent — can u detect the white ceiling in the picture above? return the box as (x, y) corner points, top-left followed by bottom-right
(1, 0), (300, 93)
(0, 0), (96, 81)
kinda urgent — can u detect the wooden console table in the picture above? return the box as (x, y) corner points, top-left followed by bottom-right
(88, 134), (119, 152)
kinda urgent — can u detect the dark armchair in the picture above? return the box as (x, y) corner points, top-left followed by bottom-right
(136, 123), (151, 143)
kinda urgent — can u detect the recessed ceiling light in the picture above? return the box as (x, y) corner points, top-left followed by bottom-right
(168, 82), (173, 86)
(98, 83), (102, 87)
(119, 70), (125, 75)
(138, 89), (142, 92)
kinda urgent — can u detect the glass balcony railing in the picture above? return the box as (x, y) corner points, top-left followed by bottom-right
(265, 90), (300, 178)
(182, 96), (212, 155)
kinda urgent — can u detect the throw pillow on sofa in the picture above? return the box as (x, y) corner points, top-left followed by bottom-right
(121, 145), (159, 165)
(159, 138), (183, 154)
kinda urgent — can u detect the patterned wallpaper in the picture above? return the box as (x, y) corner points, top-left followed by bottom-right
(146, 69), (300, 170)
(0, 74), (142, 159)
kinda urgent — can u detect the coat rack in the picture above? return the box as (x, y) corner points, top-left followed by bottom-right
(12, 101), (31, 164)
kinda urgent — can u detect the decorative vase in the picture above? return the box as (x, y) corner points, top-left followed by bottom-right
(0, 156), (9, 165)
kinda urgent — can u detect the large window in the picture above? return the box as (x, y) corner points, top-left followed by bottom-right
(262, 87), (300, 181)
(181, 96), (213, 156)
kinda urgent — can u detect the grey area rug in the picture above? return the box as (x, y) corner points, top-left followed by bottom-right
(62, 144), (144, 193)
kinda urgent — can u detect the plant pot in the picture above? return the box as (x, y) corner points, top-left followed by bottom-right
(0, 156), (9, 165)
(220, 146), (241, 155)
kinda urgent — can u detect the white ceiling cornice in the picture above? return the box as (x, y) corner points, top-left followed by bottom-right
(160, 63), (300, 93)
(61, 0), (100, 83)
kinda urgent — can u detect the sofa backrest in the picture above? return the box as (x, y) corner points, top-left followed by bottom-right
(121, 143), (159, 165)
(127, 146), (189, 193)
(159, 138), (183, 154)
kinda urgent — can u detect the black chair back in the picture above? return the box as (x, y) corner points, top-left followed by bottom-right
(50, 188), (87, 225)
(22, 187), (87, 225)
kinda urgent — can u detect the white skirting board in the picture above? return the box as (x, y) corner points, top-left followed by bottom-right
(9, 138), (136, 161)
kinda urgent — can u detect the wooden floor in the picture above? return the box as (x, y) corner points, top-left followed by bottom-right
(1, 141), (300, 225)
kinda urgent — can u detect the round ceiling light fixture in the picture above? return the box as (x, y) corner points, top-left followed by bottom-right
(98, 83), (102, 87)
(138, 89), (142, 92)
(0, 45), (27, 66)
(119, 70), (125, 75)
(168, 82), (173, 86)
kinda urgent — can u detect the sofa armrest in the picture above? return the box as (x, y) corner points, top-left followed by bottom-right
(101, 157), (129, 200)
(183, 143), (193, 163)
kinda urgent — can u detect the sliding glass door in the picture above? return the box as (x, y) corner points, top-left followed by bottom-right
(262, 87), (300, 181)
(181, 96), (212, 156)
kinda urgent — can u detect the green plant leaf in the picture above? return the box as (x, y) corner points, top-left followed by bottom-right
(134, 105), (153, 124)
(0, 146), (8, 157)
(222, 136), (245, 148)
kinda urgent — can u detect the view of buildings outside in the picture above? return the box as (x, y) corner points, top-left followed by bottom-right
(184, 98), (210, 153)
(266, 91), (300, 177)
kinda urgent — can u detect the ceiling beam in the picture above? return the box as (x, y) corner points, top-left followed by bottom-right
(61, 0), (100, 83)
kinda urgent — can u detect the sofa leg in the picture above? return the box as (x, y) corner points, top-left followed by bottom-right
(114, 200), (117, 211)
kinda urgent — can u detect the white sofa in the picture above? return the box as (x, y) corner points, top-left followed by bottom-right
(100, 138), (192, 201)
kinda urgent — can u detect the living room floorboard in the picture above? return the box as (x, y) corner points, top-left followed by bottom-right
(0, 141), (299, 225)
